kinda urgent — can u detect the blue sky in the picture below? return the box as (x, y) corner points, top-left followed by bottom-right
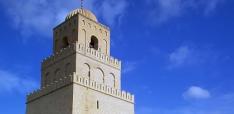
(0, 0), (234, 114)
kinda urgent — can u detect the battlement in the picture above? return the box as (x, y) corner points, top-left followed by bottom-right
(42, 42), (121, 69)
(27, 72), (134, 103)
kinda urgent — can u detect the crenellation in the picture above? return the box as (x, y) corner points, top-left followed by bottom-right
(122, 91), (126, 99)
(127, 93), (131, 100)
(27, 73), (134, 103)
(107, 86), (110, 93)
(111, 88), (115, 94)
(42, 42), (121, 69)
(117, 90), (121, 97)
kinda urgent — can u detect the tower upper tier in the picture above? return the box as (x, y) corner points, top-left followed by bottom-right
(53, 8), (110, 55)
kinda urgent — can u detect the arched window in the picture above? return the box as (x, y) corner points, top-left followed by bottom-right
(90, 36), (98, 50)
(62, 37), (69, 48)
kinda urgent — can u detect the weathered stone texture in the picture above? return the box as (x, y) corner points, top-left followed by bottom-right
(26, 8), (134, 114)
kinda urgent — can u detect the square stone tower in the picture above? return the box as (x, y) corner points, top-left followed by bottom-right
(26, 8), (135, 114)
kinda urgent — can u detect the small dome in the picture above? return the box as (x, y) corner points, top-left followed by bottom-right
(65, 8), (98, 22)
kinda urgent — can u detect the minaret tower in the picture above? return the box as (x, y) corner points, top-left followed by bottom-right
(26, 6), (134, 114)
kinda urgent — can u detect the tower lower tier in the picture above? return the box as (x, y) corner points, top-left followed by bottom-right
(26, 74), (134, 114)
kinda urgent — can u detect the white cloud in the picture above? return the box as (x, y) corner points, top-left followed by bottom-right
(137, 92), (234, 114)
(148, 0), (224, 23)
(0, 0), (128, 39)
(122, 61), (138, 74)
(0, 70), (38, 94)
(183, 86), (211, 100)
(153, 0), (184, 23)
(99, 0), (127, 26)
(169, 45), (191, 67)
(168, 45), (220, 68)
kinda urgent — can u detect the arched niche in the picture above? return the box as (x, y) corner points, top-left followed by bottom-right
(103, 39), (108, 54)
(82, 20), (85, 25)
(72, 29), (76, 40)
(54, 68), (61, 81)
(55, 39), (59, 51)
(94, 68), (104, 83)
(44, 72), (50, 86)
(81, 63), (90, 79)
(80, 29), (86, 47)
(106, 73), (115, 87)
(65, 63), (71, 76)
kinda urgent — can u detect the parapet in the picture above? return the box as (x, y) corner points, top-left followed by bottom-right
(27, 72), (134, 103)
(72, 72), (134, 103)
(42, 44), (76, 69)
(42, 42), (121, 69)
